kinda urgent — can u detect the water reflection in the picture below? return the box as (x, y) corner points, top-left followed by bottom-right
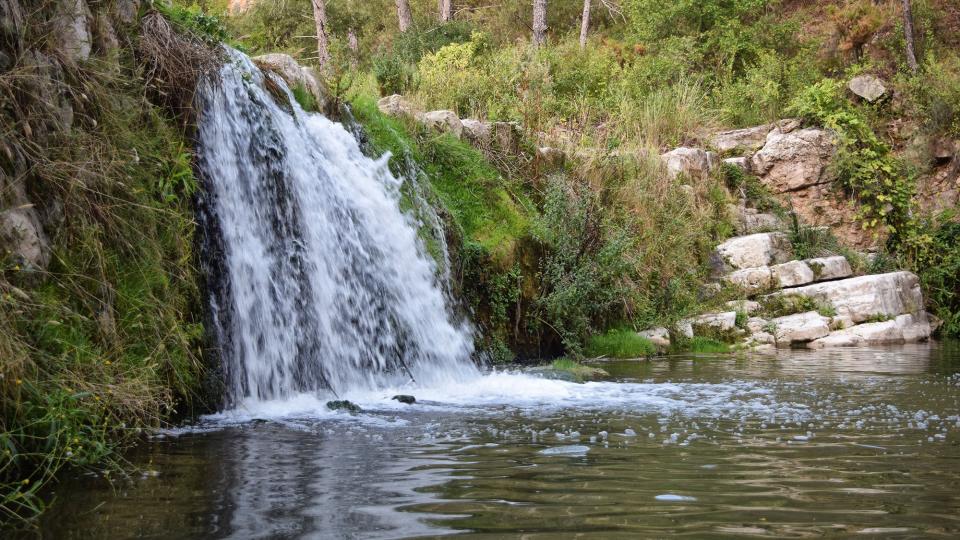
(30, 344), (960, 538)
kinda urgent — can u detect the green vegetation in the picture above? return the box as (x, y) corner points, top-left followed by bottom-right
(686, 337), (733, 354)
(549, 358), (610, 382)
(759, 295), (838, 319)
(585, 330), (657, 359)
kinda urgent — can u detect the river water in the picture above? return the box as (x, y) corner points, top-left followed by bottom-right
(37, 344), (960, 538)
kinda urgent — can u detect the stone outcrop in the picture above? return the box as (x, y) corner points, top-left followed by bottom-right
(710, 124), (772, 154)
(420, 110), (463, 139)
(770, 311), (831, 346)
(461, 118), (490, 146)
(749, 127), (836, 192)
(660, 147), (717, 179)
(808, 313), (931, 348)
(710, 232), (792, 274)
(773, 271), (924, 323)
(253, 53), (326, 110)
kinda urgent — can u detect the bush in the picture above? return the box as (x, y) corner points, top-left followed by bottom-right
(585, 330), (657, 358)
(916, 220), (960, 337)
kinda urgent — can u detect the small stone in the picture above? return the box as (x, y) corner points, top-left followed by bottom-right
(392, 395), (416, 405)
(326, 400), (362, 413)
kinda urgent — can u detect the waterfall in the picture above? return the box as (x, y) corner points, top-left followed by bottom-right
(195, 51), (477, 408)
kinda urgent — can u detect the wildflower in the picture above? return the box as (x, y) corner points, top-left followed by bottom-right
(21, 479), (29, 485)
(15, 379), (22, 385)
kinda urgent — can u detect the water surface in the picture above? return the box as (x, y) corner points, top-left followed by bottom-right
(37, 344), (960, 538)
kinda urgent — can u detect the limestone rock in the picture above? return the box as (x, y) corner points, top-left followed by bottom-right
(726, 300), (761, 314)
(377, 94), (416, 117)
(0, 206), (51, 270)
(676, 320), (694, 339)
(711, 232), (792, 274)
(710, 124), (772, 153)
(848, 74), (887, 103)
(770, 260), (814, 288)
(750, 127), (837, 192)
(638, 327), (671, 348)
(693, 311), (737, 332)
(748, 331), (776, 345)
(253, 53), (326, 110)
(726, 266), (773, 293)
(461, 119), (490, 147)
(776, 271), (923, 323)
(746, 317), (769, 334)
(54, 0), (92, 62)
(421, 110), (463, 138)
(723, 156), (749, 172)
(771, 311), (831, 346)
(738, 209), (781, 234)
(660, 147), (717, 179)
(805, 256), (852, 282)
(808, 313), (931, 349)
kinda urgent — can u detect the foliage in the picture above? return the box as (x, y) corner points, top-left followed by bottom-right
(915, 219), (960, 337)
(686, 337), (732, 354)
(759, 294), (837, 319)
(584, 330), (657, 359)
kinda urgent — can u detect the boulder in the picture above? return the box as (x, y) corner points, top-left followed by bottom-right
(807, 313), (931, 349)
(461, 119), (490, 147)
(739, 210), (781, 234)
(0, 207), (51, 270)
(675, 320), (694, 339)
(420, 110), (463, 138)
(932, 138), (957, 161)
(848, 74), (887, 103)
(770, 260), (814, 288)
(660, 147), (717, 179)
(710, 124), (772, 153)
(693, 311), (738, 332)
(53, 0), (92, 62)
(638, 327), (670, 348)
(392, 395), (416, 404)
(725, 266), (773, 293)
(805, 256), (852, 282)
(750, 128), (836, 192)
(775, 271), (923, 323)
(746, 317), (769, 334)
(377, 94), (416, 117)
(748, 331), (776, 345)
(253, 53), (326, 110)
(771, 311), (831, 346)
(711, 232), (793, 274)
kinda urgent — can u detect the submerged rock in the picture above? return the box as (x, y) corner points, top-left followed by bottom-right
(326, 400), (362, 413)
(391, 394), (416, 405)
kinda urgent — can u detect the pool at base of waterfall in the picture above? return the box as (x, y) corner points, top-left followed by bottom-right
(35, 345), (960, 538)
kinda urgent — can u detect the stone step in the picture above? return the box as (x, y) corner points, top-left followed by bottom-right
(725, 256), (852, 293)
(769, 271), (923, 324)
(807, 313), (931, 349)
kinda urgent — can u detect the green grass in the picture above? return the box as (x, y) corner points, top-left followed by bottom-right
(584, 329), (657, 359)
(688, 337), (732, 353)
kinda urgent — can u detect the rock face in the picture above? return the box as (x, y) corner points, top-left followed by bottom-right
(774, 271), (924, 323)
(711, 232), (792, 274)
(848, 74), (887, 102)
(253, 53), (326, 110)
(420, 110), (463, 138)
(53, 0), (92, 62)
(710, 124), (772, 153)
(660, 147), (717, 179)
(0, 207), (51, 270)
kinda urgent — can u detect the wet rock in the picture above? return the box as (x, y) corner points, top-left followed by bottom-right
(711, 232), (793, 274)
(771, 311), (831, 346)
(0, 206), (51, 270)
(377, 94), (416, 117)
(848, 74), (887, 103)
(461, 118), (490, 147)
(420, 110), (463, 138)
(750, 127), (836, 192)
(808, 313), (931, 348)
(253, 53), (326, 111)
(53, 0), (93, 62)
(392, 394), (416, 404)
(660, 147), (717, 179)
(777, 271), (924, 323)
(710, 124), (772, 153)
(326, 400), (362, 413)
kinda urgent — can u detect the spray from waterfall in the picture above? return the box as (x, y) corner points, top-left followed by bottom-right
(195, 50), (477, 408)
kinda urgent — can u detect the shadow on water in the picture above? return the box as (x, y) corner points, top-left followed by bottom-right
(25, 344), (960, 538)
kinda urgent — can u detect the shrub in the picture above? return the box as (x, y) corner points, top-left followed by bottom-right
(916, 220), (960, 337)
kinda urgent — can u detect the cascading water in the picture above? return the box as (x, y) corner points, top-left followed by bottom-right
(195, 51), (477, 408)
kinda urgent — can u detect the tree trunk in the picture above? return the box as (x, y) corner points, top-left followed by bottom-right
(311, 0), (330, 71)
(902, 0), (919, 73)
(532, 0), (547, 47)
(439, 0), (452, 21)
(579, 0), (591, 50)
(396, 0), (413, 32)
